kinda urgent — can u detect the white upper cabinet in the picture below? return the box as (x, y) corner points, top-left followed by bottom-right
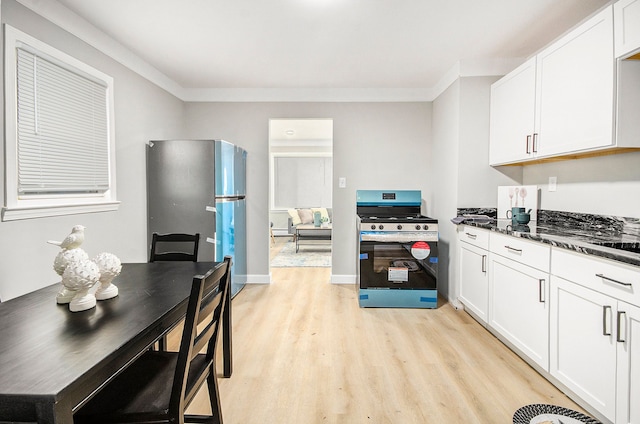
(489, 5), (640, 165)
(615, 0), (640, 58)
(534, 6), (615, 157)
(489, 58), (537, 165)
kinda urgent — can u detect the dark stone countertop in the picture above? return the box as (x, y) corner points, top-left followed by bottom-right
(455, 209), (640, 268)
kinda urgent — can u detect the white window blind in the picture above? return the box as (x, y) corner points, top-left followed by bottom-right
(3, 25), (118, 221)
(17, 47), (109, 195)
(273, 156), (332, 209)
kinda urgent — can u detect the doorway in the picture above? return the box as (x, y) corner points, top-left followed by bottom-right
(268, 119), (333, 269)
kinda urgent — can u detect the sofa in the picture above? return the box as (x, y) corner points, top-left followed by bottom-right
(287, 207), (332, 241)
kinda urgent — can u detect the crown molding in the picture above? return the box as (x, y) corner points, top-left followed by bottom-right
(16, 0), (522, 102)
(430, 58), (525, 100)
(182, 87), (434, 102)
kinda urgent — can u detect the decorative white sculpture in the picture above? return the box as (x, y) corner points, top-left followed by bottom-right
(47, 225), (86, 250)
(62, 259), (100, 312)
(93, 252), (121, 300)
(53, 248), (90, 304)
(49, 225), (123, 310)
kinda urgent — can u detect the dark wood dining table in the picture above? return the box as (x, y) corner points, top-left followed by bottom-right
(0, 261), (232, 424)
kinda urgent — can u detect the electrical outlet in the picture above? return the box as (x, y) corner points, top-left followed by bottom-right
(339, 177), (346, 188)
(549, 176), (557, 192)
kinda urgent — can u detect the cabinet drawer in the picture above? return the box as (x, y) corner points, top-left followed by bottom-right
(551, 247), (640, 306)
(459, 226), (489, 250)
(489, 232), (550, 272)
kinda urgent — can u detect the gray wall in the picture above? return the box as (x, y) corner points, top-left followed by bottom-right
(523, 152), (640, 217)
(183, 102), (432, 282)
(430, 77), (520, 302)
(0, 1), (186, 300)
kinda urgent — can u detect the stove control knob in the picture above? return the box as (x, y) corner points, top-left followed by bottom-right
(423, 224), (430, 230)
(397, 224), (402, 230)
(415, 225), (421, 230)
(371, 224), (376, 230)
(379, 224), (384, 230)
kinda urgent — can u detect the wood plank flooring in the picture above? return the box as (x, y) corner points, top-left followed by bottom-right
(181, 238), (583, 423)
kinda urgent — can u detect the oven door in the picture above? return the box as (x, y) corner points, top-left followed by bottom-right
(359, 236), (438, 290)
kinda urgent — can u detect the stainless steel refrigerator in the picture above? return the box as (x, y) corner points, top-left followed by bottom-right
(146, 139), (247, 297)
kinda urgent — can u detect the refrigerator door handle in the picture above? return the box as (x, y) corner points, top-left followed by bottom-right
(215, 195), (246, 201)
(205, 206), (216, 246)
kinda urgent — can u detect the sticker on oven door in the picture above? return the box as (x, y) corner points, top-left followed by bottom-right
(411, 241), (431, 260)
(388, 266), (409, 282)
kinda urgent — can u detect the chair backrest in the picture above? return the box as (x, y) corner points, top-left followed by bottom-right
(169, 255), (232, 416)
(149, 232), (200, 262)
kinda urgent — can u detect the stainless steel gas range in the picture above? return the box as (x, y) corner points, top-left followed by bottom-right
(356, 190), (438, 308)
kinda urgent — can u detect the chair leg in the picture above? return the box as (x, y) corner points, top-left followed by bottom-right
(207, 365), (223, 424)
(158, 335), (167, 351)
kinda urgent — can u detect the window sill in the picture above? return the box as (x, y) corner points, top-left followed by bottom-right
(2, 201), (121, 221)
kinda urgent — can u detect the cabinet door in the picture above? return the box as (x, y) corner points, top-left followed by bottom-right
(615, 0), (640, 58)
(550, 276), (616, 423)
(489, 254), (549, 370)
(459, 242), (488, 323)
(535, 6), (614, 157)
(616, 301), (640, 424)
(489, 57), (536, 165)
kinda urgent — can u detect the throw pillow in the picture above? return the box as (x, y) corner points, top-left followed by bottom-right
(287, 209), (301, 226)
(298, 208), (314, 224)
(311, 207), (330, 223)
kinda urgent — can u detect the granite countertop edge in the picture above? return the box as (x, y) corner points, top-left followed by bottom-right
(458, 220), (640, 268)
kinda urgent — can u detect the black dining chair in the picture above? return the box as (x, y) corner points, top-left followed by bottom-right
(74, 256), (232, 424)
(149, 232), (202, 350)
(149, 232), (201, 262)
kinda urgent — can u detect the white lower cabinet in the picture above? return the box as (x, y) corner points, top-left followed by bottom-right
(458, 229), (639, 423)
(550, 276), (617, 422)
(458, 227), (489, 323)
(616, 301), (640, 424)
(550, 246), (640, 424)
(488, 252), (550, 370)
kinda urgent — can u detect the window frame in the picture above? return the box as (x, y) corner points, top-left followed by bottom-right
(3, 25), (118, 221)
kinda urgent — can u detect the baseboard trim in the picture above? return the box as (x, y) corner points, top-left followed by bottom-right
(246, 274), (271, 284)
(331, 274), (356, 284)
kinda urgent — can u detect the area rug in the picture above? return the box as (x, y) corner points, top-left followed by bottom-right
(513, 404), (601, 424)
(270, 242), (331, 267)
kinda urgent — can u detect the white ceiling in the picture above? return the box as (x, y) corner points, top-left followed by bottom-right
(44, 0), (611, 101)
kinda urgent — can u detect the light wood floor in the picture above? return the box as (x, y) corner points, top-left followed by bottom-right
(179, 238), (583, 423)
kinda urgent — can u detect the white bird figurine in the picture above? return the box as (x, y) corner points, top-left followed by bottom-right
(48, 225), (86, 250)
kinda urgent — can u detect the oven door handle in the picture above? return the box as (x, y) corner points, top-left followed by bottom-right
(360, 232), (438, 242)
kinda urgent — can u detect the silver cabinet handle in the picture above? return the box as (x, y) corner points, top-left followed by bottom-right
(603, 305), (612, 336)
(504, 245), (522, 253)
(481, 255), (487, 273)
(465, 233), (477, 239)
(617, 311), (626, 343)
(538, 279), (545, 303)
(595, 273), (632, 287)
(526, 135), (531, 154)
(532, 133), (538, 153)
